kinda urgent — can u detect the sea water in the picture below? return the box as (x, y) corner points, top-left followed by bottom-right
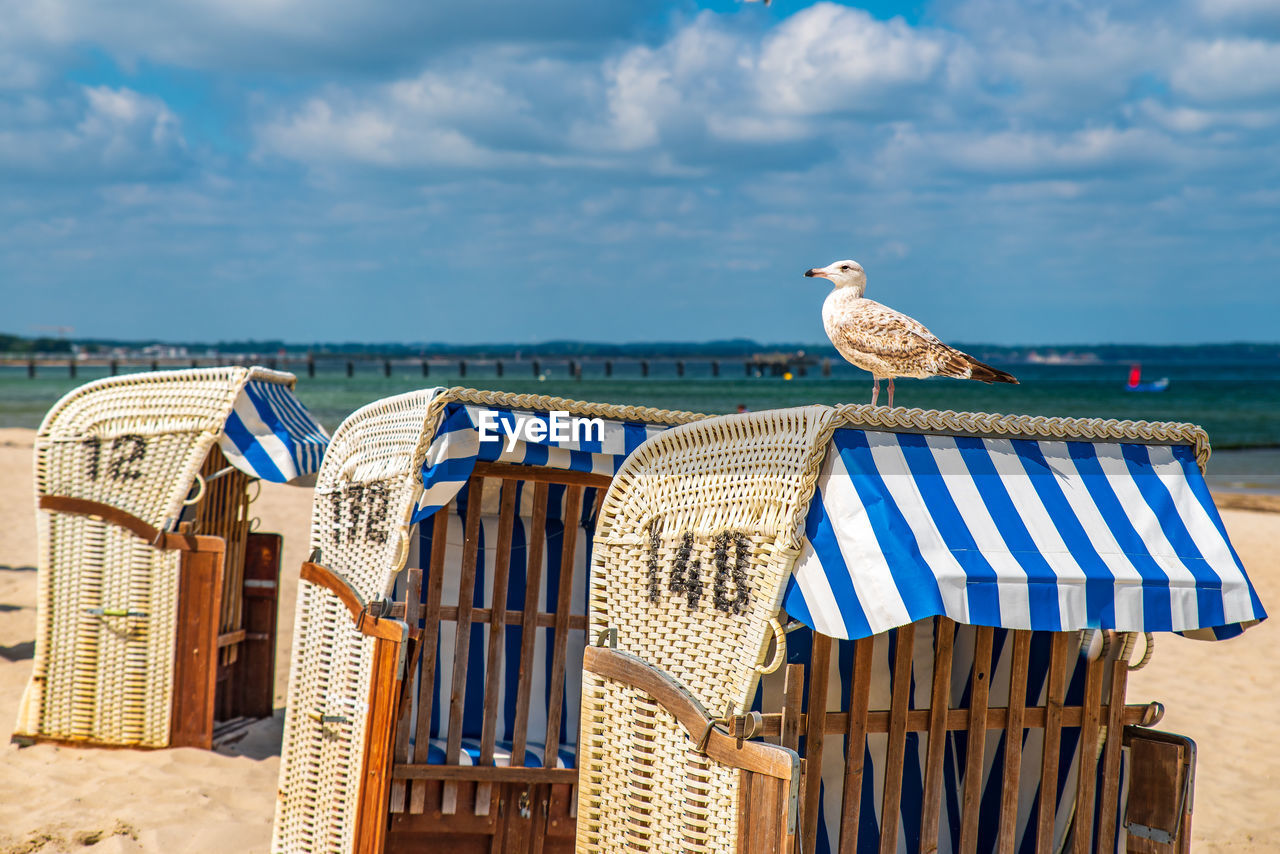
(3, 361), (1278, 488)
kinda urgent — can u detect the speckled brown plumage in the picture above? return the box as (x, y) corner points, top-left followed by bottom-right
(823, 289), (1016, 382)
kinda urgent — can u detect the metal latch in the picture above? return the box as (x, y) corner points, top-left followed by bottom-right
(85, 607), (147, 618)
(518, 789), (531, 819)
(307, 710), (350, 724)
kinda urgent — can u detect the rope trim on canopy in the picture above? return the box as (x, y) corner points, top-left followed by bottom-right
(831, 405), (1210, 470)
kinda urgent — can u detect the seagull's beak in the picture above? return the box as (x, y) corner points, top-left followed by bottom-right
(805, 268), (829, 279)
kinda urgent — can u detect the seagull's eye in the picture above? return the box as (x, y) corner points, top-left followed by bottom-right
(841, 266), (851, 271)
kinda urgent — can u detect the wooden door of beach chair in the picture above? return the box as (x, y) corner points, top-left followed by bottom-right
(272, 388), (702, 854)
(579, 405), (1265, 853)
(13, 367), (328, 749)
(382, 462), (606, 853)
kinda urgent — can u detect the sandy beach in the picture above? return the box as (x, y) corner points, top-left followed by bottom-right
(1, 425), (1277, 853)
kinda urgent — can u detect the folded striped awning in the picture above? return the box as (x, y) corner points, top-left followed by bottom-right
(217, 379), (329, 484)
(784, 429), (1265, 641)
(413, 402), (672, 523)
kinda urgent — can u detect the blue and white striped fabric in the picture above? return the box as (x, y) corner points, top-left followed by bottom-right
(784, 429), (1265, 642)
(413, 402), (670, 523)
(217, 380), (329, 483)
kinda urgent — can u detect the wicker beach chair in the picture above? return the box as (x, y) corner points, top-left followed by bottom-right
(13, 367), (328, 750)
(272, 387), (704, 854)
(578, 405), (1265, 853)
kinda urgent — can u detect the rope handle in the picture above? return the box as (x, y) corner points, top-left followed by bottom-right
(755, 618), (787, 676)
(1127, 632), (1155, 671)
(1079, 628), (1112, 661)
(182, 473), (206, 506)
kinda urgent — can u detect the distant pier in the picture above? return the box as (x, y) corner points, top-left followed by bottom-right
(1, 352), (833, 380)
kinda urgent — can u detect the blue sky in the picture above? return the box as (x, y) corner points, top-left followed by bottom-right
(1, 0), (1278, 345)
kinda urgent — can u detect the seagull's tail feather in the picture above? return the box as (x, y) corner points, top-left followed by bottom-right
(942, 350), (1019, 384)
(966, 357), (1019, 385)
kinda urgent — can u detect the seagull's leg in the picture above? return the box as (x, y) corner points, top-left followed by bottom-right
(871, 377), (879, 406)
(887, 378), (895, 408)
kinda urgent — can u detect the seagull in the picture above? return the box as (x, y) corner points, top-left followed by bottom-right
(806, 259), (1018, 407)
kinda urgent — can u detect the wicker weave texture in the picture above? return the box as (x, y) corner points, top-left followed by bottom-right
(17, 367), (296, 746)
(577, 672), (740, 853)
(273, 387), (703, 854)
(592, 406), (835, 719)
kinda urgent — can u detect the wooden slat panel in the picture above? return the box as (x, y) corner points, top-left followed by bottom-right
(193, 445), (250, 674)
(743, 773), (785, 854)
(960, 626), (994, 854)
(235, 531), (281, 719)
(997, 631), (1032, 854)
(1124, 730), (1194, 854)
(1035, 633), (1070, 854)
(428, 606), (588, 632)
(878, 623), (915, 854)
(543, 485), (583, 765)
(802, 633), (832, 853)
(444, 476), (486, 815)
(755, 701), (1150, 739)
(919, 618), (955, 853)
(529, 784), (550, 854)
(781, 663), (804, 755)
(390, 567), (422, 814)
(393, 765), (579, 783)
(217, 629), (247, 648)
(1071, 653), (1106, 853)
(476, 480), (518, 817)
(510, 482), (550, 768)
(354, 634), (405, 854)
(838, 637), (874, 854)
(1095, 636), (1131, 852)
(411, 508), (450, 815)
(472, 461), (612, 489)
(170, 542), (225, 749)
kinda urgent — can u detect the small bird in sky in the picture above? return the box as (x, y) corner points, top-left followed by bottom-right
(806, 259), (1018, 407)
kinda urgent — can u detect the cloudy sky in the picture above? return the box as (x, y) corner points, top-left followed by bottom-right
(2, 0), (1278, 345)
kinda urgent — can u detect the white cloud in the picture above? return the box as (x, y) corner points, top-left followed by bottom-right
(0, 86), (186, 178)
(756, 4), (949, 115)
(1133, 98), (1280, 133)
(1172, 38), (1280, 101)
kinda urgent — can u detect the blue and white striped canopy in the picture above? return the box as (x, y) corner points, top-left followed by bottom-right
(784, 429), (1265, 641)
(413, 402), (672, 523)
(217, 379), (329, 484)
